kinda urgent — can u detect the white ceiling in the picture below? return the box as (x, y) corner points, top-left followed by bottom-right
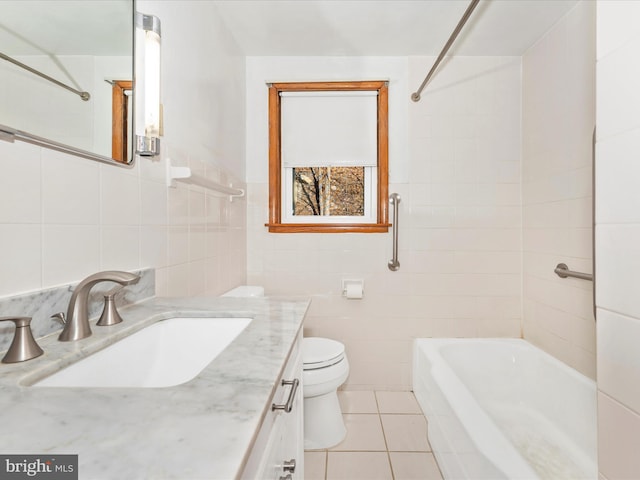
(0, 1), (581, 58)
(213, 0), (580, 56)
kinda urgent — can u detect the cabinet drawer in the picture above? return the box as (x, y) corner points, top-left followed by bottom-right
(241, 330), (303, 479)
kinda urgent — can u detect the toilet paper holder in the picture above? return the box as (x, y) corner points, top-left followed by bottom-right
(342, 279), (364, 299)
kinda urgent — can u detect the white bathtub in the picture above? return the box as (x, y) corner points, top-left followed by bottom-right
(413, 339), (597, 480)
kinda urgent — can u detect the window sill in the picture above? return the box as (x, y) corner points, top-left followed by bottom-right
(265, 223), (391, 233)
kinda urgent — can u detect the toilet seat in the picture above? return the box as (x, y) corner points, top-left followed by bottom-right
(302, 337), (350, 449)
(303, 337), (345, 370)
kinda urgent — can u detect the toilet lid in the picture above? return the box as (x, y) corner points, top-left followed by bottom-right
(303, 337), (345, 369)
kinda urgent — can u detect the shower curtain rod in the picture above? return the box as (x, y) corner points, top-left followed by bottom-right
(411, 0), (480, 102)
(0, 51), (90, 101)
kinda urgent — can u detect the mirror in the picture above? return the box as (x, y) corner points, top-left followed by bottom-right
(0, 0), (134, 165)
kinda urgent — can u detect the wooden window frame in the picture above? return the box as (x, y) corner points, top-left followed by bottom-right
(112, 80), (132, 163)
(266, 80), (389, 234)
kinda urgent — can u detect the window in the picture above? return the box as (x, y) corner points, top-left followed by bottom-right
(267, 81), (389, 233)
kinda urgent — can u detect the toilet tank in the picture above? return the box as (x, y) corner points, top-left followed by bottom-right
(221, 286), (265, 297)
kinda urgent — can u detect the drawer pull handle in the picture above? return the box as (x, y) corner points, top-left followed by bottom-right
(283, 459), (296, 473)
(272, 378), (300, 413)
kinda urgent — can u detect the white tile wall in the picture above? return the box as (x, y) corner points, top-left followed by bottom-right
(598, 309), (640, 414)
(42, 225), (101, 286)
(595, 129), (640, 224)
(41, 149), (101, 225)
(100, 167), (141, 226)
(596, 0), (640, 58)
(246, 55), (522, 390)
(596, 224), (640, 319)
(0, 1), (246, 300)
(597, 36), (640, 141)
(0, 224), (42, 294)
(596, 0), (640, 477)
(0, 141), (41, 224)
(597, 391), (640, 479)
(521, 0), (596, 378)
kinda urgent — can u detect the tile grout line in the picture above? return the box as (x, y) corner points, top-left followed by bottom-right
(411, 390), (446, 480)
(323, 450), (328, 480)
(311, 390), (444, 480)
(375, 390), (396, 480)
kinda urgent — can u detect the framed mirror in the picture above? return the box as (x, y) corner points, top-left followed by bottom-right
(0, 0), (135, 166)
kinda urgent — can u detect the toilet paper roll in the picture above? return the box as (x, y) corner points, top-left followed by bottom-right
(345, 283), (363, 299)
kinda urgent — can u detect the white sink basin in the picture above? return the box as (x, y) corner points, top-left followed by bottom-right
(33, 317), (252, 388)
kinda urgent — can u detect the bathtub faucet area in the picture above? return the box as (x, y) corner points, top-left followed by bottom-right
(56, 271), (140, 342)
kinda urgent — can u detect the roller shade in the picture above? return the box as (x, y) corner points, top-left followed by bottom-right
(280, 91), (378, 168)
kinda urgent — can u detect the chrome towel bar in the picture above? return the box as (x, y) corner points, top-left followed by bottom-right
(388, 193), (401, 271)
(554, 263), (593, 282)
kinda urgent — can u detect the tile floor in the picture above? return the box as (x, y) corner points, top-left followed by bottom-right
(304, 391), (444, 480)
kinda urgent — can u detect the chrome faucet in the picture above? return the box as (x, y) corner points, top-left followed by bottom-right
(0, 316), (43, 363)
(57, 271), (140, 342)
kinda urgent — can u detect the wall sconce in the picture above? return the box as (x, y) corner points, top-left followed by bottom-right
(135, 12), (161, 157)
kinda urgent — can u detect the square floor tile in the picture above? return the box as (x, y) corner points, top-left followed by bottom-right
(327, 452), (393, 480)
(389, 452), (443, 479)
(330, 414), (387, 451)
(376, 391), (422, 414)
(381, 414), (431, 452)
(305, 450), (327, 480)
(306, 390), (443, 480)
(338, 390), (379, 414)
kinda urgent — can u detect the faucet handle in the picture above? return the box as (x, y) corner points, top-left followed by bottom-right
(96, 286), (125, 326)
(0, 316), (44, 363)
(51, 312), (66, 325)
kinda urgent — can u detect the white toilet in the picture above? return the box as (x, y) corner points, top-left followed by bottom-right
(303, 337), (350, 450)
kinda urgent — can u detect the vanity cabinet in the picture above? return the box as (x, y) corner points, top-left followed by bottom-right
(242, 331), (304, 480)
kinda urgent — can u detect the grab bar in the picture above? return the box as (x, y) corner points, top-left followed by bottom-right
(388, 193), (401, 271)
(554, 263), (593, 282)
(592, 126), (597, 321)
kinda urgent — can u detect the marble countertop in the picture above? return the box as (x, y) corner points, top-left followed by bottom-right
(0, 296), (310, 479)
